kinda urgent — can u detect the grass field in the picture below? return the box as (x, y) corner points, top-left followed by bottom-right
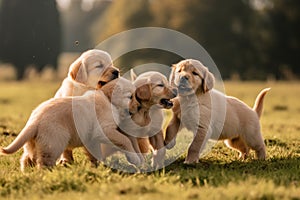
(0, 80), (299, 199)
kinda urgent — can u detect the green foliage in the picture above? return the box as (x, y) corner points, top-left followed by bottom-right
(0, 81), (299, 199)
(0, 0), (61, 80)
(91, 0), (300, 80)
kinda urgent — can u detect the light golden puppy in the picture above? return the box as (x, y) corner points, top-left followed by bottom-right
(102, 71), (177, 169)
(0, 78), (141, 171)
(55, 49), (119, 163)
(55, 49), (119, 97)
(165, 59), (270, 164)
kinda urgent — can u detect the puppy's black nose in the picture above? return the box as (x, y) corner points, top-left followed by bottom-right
(179, 76), (189, 85)
(112, 70), (120, 79)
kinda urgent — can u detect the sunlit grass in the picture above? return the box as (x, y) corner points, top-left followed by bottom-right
(0, 80), (299, 199)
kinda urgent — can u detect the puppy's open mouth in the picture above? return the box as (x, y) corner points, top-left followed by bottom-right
(160, 98), (173, 109)
(98, 81), (108, 87)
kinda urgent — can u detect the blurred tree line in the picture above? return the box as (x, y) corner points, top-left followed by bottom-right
(0, 0), (61, 80)
(0, 0), (299, 80)
(92, 0), (299, 80)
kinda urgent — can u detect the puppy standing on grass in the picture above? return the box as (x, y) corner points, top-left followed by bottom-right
(55, 49), (120, 164)
(0, 78), (142, 171)
(165, 59), (270, 164)
(102, 71), (177, 169)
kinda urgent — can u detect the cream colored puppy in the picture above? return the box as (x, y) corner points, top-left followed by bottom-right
(55, 49), (119, 97)
(165, 59), (270, 163)
(55, 49), (119, 163)
(102, 71), (177, 169)
(0, 78), (141, 171)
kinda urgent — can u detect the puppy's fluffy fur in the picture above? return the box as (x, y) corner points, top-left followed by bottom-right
(0, 78), (141, 171)
(165, 59), (270, 163)
(102, 71), (177, 168)
(55, 49), (119, 163)
(55, 49), (119, 97)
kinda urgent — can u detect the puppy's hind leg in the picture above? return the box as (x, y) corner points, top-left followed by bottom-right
(224, 137), (250, 160)
(240, 123), (266, 160)
(83, 147), (100, 167)
(20, 141), (36, 172)
(59, 149), (74, 165)
(36, 147), (66, 169)
(35, 136), (68, 169)
(242, 130), (266, 160)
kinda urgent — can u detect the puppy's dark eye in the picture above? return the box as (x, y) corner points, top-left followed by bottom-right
(157, 84), (164, 87)
(128, 95), (133, 100)
(96, 64), (104, 68)
(192, 71), (199, 76)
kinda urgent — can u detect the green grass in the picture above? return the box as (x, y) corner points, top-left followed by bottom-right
(0, 80), (299, 199)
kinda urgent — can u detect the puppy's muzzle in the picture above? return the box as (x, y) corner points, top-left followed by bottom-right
(160, 88), (177, 109)
(98, 70), (119, 87)
(178, 76), (192, 92)
(180, 76), (189, 84)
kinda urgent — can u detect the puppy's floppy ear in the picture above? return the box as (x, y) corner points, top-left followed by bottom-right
(68, 57), (88, 84)
(130, 69), (137, 81)
(169, 64), (177, 86)
(202, 67), (215, 93)
(136, 84), (151, 100)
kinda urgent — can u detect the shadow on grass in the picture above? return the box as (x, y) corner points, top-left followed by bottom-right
(162, 156), (300, 187)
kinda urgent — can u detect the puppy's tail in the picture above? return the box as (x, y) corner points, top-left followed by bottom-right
(253, 88), (271, 118)
(0, 124), (37, 155)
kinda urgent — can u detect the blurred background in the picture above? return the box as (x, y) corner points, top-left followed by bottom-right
(0, 0), (299, 81)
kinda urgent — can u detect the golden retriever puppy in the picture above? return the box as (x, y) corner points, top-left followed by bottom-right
(0, 78), (141, 171)
(165, 59), (270, 164)
(55, 49), (119, 163)
(102, 71), (177, 169)
(55, 49), (119, 97)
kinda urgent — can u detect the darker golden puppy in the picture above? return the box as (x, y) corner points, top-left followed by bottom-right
(102, 71), (177, 169)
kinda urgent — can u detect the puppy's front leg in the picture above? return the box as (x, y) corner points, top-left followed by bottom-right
(106, 130), (141, 166)
(83, 147), (100, 167)
(165, 115), (180, 149)
(184, 126), (207, 164)
(127, 135), (145, 164)
(150, 130), (165, 169)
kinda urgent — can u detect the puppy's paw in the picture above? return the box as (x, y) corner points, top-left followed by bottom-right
(184, 157), (199, 164)
(152, 159), (164, 170)
(126, 153), (142, 167)
(151, 149), (165, 170)
(138, 153), (146, 164)
(164, 139), (176, 150)
(238, 152), (248, 160)
(57, 158), (72, 167)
